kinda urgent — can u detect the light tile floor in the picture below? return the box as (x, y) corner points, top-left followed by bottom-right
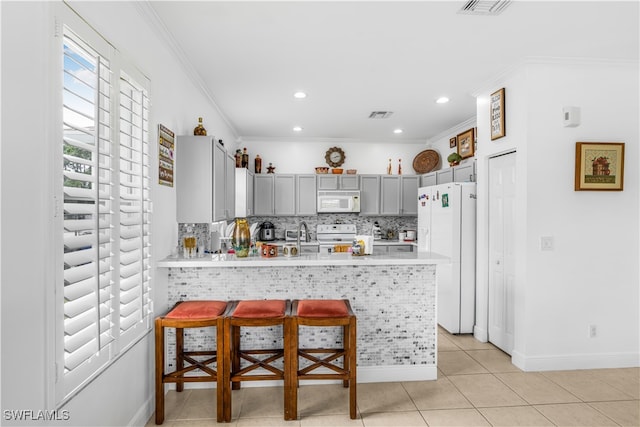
(148, 328), (639, 426)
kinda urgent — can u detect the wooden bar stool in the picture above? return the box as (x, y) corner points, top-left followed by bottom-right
(287, 299), (357, 420)
(223, 299), (292, 422)
(154, 300), (229, 424)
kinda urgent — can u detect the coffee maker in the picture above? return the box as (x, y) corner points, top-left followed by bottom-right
(259, 221), (275, 241)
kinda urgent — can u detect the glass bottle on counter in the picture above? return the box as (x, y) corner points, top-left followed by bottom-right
(232, 218), (251, 257)
(193, 117), (207, 136)
(183, 225), (197, 258)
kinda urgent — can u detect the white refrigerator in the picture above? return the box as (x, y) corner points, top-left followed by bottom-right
(418, 182), (476, 334)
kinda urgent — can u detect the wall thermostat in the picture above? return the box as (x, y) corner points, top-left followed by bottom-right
(562, 106), (580, 127)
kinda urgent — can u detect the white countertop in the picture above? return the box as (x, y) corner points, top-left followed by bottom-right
(157, 251), (449, 268)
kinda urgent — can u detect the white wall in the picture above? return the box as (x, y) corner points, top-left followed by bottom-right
(239, 138), (428, 175)
(475, 59), (639, 370)
(0, 1), (236, 425)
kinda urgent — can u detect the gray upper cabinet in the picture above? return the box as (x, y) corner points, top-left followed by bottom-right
(317, 174), (359, 190)
(359, 175), (380, 215)
(400, 176), (419, 216)
(380, 176), (400, 215)
(296, 174), (317, 215)
(452, 160), (476, 182)
(253, 174), (274, 215)
(225, 153), (236, 219)
(420, 172), (437, 187)
(235, 169), (254, 217)
(176, 135), (233, 223)
(274, 174), (296, 216)
(436, 168), (453, 184)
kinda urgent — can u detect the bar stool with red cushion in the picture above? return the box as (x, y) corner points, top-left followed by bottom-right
(287, 299), (357, 420)
(222, 299), (292, 422)
(155, 300), (229, 424)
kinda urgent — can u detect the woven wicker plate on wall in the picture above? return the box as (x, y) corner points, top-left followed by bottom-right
(412, 150), (440, 174)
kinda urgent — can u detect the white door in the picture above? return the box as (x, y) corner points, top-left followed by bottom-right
(488, 152), (516, 354)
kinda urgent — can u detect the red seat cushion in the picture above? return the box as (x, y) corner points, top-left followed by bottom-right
(296, 299), (349, 318)
(165, 300), (227, 320)
(233, 299), (286, 318)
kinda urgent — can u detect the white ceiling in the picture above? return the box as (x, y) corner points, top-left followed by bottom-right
(148, 1), (638, 143)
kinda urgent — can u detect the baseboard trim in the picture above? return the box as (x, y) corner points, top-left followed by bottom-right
(511, 350), (640, 371)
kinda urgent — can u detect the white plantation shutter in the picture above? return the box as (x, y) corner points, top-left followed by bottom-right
(118, 72), (151, 344)
(61, 33), (114, 384)
(57, 13), (152, 404)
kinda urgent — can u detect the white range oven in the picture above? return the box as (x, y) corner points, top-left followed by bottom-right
(316, 224), (356, 254)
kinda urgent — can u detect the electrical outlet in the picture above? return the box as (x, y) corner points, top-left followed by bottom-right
(589, 324), (597, 338)
(540, 236), (554, 251)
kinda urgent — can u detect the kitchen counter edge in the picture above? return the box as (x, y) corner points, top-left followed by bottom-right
(157, 251), (449, 268)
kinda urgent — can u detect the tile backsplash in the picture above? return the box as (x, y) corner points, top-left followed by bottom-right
(178, 214), (417, 250)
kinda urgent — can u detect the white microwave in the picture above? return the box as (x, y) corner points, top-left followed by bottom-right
(317, 191), (360, 213)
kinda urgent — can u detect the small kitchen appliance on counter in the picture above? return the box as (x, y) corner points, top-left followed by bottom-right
(285, 228), (307, 242)
(259, 221), (275, 241)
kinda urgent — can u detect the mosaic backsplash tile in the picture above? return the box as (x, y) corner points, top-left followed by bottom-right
(178, 214), (418, 250)
(164, 264), (436, 372)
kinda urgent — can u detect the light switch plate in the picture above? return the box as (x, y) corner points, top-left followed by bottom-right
(540, 236), (554, 251)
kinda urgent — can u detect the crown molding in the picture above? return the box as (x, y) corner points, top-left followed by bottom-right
(426, 116), (477, 145)
(135, 1), (239, 140)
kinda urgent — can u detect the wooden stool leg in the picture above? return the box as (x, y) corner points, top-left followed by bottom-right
(231, 325), (241, 391)
(348, 318), (357, 419)
(284, 316), (297, 420)
(223, 318), (232, 422)
(342, 324), (349, 388)
(155, 319), (165, 425)
(216, 317), (225, 423)
(175, 328), (184, 392)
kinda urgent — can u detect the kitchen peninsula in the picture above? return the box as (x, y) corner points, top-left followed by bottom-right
(157, 251), (449, 383)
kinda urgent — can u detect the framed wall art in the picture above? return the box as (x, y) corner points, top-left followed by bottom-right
(158, 124), (175, 187)
(490, 87), (505, 140)
(449, 137), (457, 148)
(456, 128), (475, 159)
(574, 142), (625, 191)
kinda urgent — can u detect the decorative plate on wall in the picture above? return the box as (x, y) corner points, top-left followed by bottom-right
(412, 150), (440, 174)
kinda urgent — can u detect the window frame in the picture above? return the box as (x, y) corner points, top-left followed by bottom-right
(52, 4), (152, 407)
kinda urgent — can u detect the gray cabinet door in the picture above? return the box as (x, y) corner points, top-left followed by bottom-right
(380, 176), (400, 215)
(225, 153), (236, 219)
(317, 175), (359, 190)
(317, 175), (339, 190)
(453, 161), (475, 182)
(400, 176), (419, 216)
(340, 175), (360, 189)
(176, 136), (213, 223)
(296, 174), (317, 215)
(212, 142), (227, 221)
(235, 169), (254, 217)
(274, 174), (296, 215)
(436, 168), (453, 184)
(253, 174), (274, 215)
(420, 172), (437, 187)
(359, 175), (380, 215)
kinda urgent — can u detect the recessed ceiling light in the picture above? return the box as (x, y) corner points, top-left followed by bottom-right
(436, 97), (450, 104)
(393, 128), (403, 134)
(293, 91), (307, 99)
(293, 126), (303, 132)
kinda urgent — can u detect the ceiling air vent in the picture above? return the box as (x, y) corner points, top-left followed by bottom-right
(458, 0), (511, 15)
(368, 111), (394, 119)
